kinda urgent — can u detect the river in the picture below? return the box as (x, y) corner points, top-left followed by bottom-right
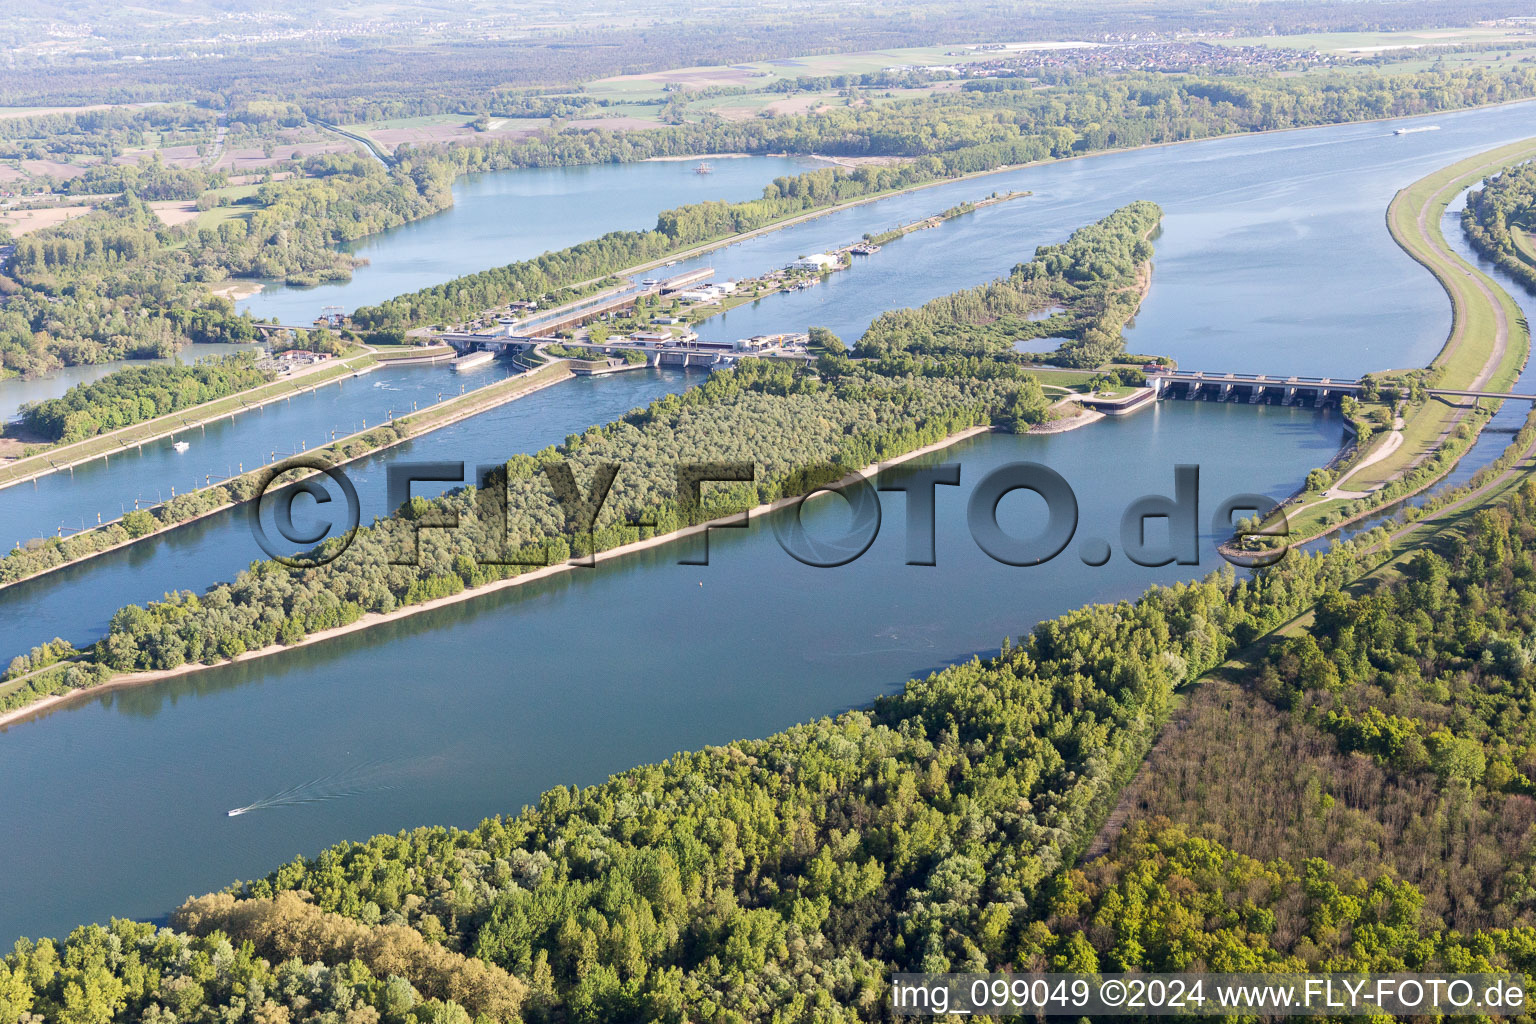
(1, 102), (1533, 941)
(239, 156), (828, 323)
(0, 343), (258, 423)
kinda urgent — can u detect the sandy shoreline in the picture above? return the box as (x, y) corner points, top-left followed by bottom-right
(0, 424), (994, 731)
(211, 279), (265, 302)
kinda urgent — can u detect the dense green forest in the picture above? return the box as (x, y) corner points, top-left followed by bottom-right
(0, 917), (510, 1024)
(0, 153), (444, 375)
(0, 526), (1376, 1022)
(855, 200), (1159, 368)
(1465, 160), (1536, 292)
(17, 354), (273, 442)
(17, 475), (1536, 1023)
(0, 194), (1150, 608)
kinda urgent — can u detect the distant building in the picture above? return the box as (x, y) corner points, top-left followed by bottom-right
(789, 254), (838, 271)
(676, 282), (737, 303)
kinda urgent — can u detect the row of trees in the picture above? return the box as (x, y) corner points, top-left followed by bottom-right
(18, 353), (272, 442)
(1464, 159), (1536, 292)
(1103, 478), (1536, 937)
(349, 161), (979, 329)
(856, 200), (1161, 369)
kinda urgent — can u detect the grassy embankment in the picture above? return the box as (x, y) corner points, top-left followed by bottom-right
(0, 360), (575, 596)
(369, 344), (454, 361)
(1278, 139), (1536, 543)
(0, 349), (379, 491)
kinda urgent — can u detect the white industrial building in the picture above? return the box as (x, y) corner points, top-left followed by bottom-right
(675, 281), (738, 303)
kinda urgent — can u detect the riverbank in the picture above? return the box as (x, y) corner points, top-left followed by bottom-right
(0, 360), (577, 596)
(1029, 400), (1103, 434)
(666, 190), (1032, 327)
(422, 167), (1041, 333)
(1251, 138), (1536, 549)
(0, 423), (994, 730)
(0, 349), (380, 492)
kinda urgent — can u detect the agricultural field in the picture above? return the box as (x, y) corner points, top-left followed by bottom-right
(1222, 25), (1536, 55)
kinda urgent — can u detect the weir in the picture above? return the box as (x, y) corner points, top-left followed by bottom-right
(1146, 369), (1536, 408)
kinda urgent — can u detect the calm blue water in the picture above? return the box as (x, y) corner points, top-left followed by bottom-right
(1, 102), (1533, 941)
(0, 368), (693, 659)
(656, 102), (1536, 378)
(239, 156), (827, 323)
(0, 403), (1340, 938)
(0, 360), (516, 545)
(1315, 185), (1536, 547)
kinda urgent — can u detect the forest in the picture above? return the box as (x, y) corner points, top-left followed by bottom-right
(1464, 160), (1536, 293)
(855, 200), (1159, 369)
(0, 0), (1524, 118)
(14, 465), (1536, 1022)
(0, 196), (258, 375)
(0, 526), (1379, 1022)
(85, 363), (1008, 672)
(16, 354), (273, 442)
(350, 163), (998, 329)
(5, 61), (1536, 377)
(11, 13), (1536, 1019)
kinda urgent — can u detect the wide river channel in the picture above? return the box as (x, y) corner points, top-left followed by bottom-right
(3, 101), (1535, 940)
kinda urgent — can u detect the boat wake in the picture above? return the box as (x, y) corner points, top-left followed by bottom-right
(225, 754), (445, 818)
